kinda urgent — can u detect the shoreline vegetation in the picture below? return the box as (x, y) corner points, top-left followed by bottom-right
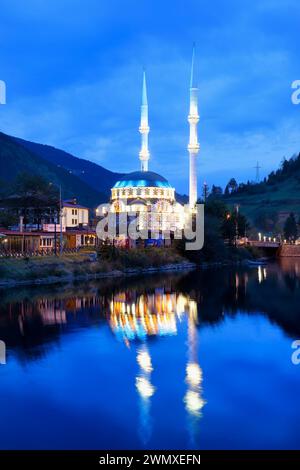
(0, 193), (259, 289)
(0, 249), (192, 288)
(0, 245), (254, 288)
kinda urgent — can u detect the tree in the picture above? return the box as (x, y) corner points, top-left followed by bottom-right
(211, 185), (223, 198)
(202, 182), (210, 202)
(0, 173), (59, 229)
(0, 210), (18, 228)
(221, 209), (250, 243)
(97, 238), (117, 261)
(224, 178), (238, 195)
(284, 213), (298, 241)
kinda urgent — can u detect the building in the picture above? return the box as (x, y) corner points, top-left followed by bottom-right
(0, 198), (95, 255)
(105, 48), (200, 243)
(62, 198), (89, 229)
(64, 228), (97, 249)
(43, 198), (89, 232)
(0, 229), (55, 253)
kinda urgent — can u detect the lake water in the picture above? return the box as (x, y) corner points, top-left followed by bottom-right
(0, 261), (300, 450)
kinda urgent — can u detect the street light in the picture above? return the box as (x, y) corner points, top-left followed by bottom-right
(235, 204), (240, 246)
(49, 182), (63, 256)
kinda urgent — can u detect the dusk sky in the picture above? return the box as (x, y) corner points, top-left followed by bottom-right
(0, 0), (299, 193)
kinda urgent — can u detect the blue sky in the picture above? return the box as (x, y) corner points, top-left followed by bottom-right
(0, 0), (299, 193)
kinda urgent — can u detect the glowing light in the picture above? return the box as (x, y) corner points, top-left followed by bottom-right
(186, 362), (202, 387)
(137, 350), (153, 373)
(109, 292), (191, 341)
(189, 300), (197, 321)
(258, 232), (262, 241)
(184, 390), (205, 416)
(114, 180), (172, 189)
(263, 268), (267, 280)
(258, 266), (263, 284)
(136, 377), (155, 398)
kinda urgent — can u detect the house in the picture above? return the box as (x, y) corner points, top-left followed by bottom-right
(64, 228), (97, 249)
(0, 229), (55, 253)
(0, 198), (96, 255)
(62, 198), (89, 229)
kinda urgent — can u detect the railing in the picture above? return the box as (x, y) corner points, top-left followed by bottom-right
(0, 247), (82, 258)
(247, 240), (280, 248)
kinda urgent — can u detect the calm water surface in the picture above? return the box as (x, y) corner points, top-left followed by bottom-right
(0, 260), (300, 449)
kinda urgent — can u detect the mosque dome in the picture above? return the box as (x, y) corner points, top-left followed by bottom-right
(113, 171), (173, 189)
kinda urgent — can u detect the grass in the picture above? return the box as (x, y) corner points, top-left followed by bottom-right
(225, 177), (300, 225)
(0, 248), (187, 284)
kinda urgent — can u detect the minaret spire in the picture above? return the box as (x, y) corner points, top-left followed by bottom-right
(188, 44), (200, 208)
(139, 70), (150, 172)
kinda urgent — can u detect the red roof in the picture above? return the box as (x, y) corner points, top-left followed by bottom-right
(0, 228), (96, 236)
(0, 229), (52, 237)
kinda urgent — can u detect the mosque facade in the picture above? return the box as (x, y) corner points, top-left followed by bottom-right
(106, 49), (200, 242)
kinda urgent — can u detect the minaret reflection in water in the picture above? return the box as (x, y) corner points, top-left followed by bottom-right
(108, 288), (205, 445)
(184, 300), (206, 447)
(136, 345), (155, 445)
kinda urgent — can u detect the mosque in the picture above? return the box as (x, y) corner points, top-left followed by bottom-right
(107, 49), (200, 242)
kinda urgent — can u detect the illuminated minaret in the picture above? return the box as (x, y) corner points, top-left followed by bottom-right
(188, 46), (200, 209)
(139, 71), (150, 172)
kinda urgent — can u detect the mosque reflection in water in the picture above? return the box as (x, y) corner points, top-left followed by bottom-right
(107, 288), (205, 443)
(2, 261), (300, 448)
(0, 279), (206, 445)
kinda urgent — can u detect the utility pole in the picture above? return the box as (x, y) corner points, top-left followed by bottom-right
(254, 162), (261, 183)
(54, 216), (57, 256)
(235, 204), (240, 246)
(59, 185), (63, 256)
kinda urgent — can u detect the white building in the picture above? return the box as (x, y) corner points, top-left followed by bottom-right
(106, 51), (200, 241)
(108, 50), (199, 242)
(62, 199), (89, 229)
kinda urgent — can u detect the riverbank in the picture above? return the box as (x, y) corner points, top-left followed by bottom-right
(0, 244), (260, 288)
(0, 249), (196, 288)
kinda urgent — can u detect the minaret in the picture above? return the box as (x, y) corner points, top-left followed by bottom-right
(139, 71), (150, 172)
(188, 46), (200, 208)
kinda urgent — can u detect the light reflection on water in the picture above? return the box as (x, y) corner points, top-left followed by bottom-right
(108, 289), (206, 444)
(0, 261), (300, 449)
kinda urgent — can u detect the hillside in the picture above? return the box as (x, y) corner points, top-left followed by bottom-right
(0, 132), (106, 208)
(223, 153), (300, 230)
(13, 136), (123, 196)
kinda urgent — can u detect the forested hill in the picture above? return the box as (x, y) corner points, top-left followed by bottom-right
(13, 136), (123, 196)
(223, 153), (300, 230)
(0, 132), (108, 208)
